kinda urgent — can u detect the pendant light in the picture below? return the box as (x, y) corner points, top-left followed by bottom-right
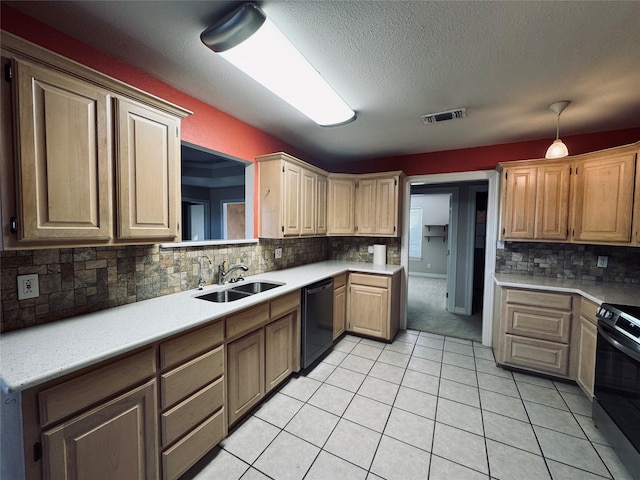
(545, 100), (571, 159)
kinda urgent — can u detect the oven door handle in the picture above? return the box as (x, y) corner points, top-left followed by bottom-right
(598, 323), (640, 363)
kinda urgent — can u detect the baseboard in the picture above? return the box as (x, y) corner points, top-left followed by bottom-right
(409, 272), (447, 279)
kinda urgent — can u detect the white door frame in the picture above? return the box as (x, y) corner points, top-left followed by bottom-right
(401, 170), (500, 346)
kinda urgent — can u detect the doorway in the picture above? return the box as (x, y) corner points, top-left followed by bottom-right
(406, 185), (484, 342)
(400, 170), (500, 346)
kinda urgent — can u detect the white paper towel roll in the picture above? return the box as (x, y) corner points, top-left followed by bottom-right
(373, 244), (386, 265)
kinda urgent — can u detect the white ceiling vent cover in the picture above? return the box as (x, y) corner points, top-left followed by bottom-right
(421, 108), (467, 124)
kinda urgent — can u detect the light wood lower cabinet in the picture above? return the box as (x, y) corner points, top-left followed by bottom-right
(574, 298), (598, 399)
(227, 329), (265, 426)
(265, 313), (294, 393)
(32, 349), (158, 480)
(333, 273), (347, 340)
(347, 271), (401, 341)
(158, 320), (226, 480)
(42, 380), (158, 480)
(499, 288), (574, 377)
(498, 287), (601, 399)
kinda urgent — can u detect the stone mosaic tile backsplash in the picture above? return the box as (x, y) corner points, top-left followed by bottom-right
(496, 242), (640, 284)
(0, 236), (400, 333)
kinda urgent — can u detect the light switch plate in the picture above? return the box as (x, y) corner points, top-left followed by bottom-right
(17, 274), (39, 300)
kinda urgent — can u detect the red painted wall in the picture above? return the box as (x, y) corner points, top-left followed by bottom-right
(1, 5), (313, 166)
(2, 5), (638, 203)
(347, 128), (640, 175)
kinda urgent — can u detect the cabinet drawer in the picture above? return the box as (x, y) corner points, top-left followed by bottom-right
(580, 297), (599, 325)
(39, 348), (156, 427)
(162, 408), (226, 480)
(161, 376), (224, 447)
(334, 273), (347, 288)
(270, 291), (300, 319)
(349, 273), (389, 289)
(161, 345), (224, 409)
(505, 288), (572, 311)
(506, 305), (572, 343)
(503, 334), (570, 376)
(226, 302), (270, 339)
(160, 321), (224, 370)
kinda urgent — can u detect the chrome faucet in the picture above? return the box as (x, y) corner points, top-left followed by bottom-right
(198, 255), (211, 290)
(218, 262), (249, 284)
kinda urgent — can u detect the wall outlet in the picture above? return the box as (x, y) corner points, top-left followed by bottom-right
(427, 263), (432, 269)
(368, 246), (374, 253)
(597, 256), (608, 268)
(17, 274), (39, 300)
(274, 248), (283, 259)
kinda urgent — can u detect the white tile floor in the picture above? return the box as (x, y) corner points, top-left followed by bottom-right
(181, 331), (635, 480)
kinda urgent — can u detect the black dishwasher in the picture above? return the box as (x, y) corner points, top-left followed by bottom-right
(301, 278), (334, 369)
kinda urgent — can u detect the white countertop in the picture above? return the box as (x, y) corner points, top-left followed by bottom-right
(493, 273), (640, 307)
(0, 261), (402, 393)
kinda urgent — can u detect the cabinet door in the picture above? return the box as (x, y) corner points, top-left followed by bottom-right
(348, 284), (388, 339)
(632, 151), (640, 245)
(265, 314), (294, 393)
(501, 166), (537, 239)
(327, 177), (355, 234)
(535, 164), (570, 240)
(576, 315), (597, 399)
(227, 329), (264, 425)
(300, 169), (316, 235)
(356, 178), (376, 234)
(316, 174), (328, 235)
(42, 380), (158, 480)
(572, 152), (636, 243)
(14, 59), (112, 242)
(116, 98), (180, 240)
(375, 177), (398, 235)
(282, 162), (302, 235)
(333, 284), (346, 340)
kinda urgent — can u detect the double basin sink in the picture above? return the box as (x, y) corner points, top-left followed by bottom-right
(196, 281), (285, 303)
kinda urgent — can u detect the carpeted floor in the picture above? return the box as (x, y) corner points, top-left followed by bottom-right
(407, 275), (482, 342)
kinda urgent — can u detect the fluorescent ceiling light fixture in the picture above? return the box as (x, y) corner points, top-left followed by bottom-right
(201, 3), (355, 127)
(545, 100), (570, 159)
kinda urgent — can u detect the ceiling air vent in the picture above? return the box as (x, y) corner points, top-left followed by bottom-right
(421, 108), (467, 124)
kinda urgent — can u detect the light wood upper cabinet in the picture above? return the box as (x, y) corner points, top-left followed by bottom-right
(499, 142), (639, 246)
(116, 98), (180, 240)
(12, 58), (113, 242)
(536, 163), (570, 240)
(257, 153), (326, 238)
(316, 174), (328, 235)
(501, 166), (537, 239)
(328, 172), (403, 237)
(327, 176), (356, 235)
(571, 151), (636, 243)
(356, 178), (377, 235)
(300, 168), (316, 236)
(283, 161), (302, 235)
(501, 164), (569, 241)
(633, 153), (640, 245)
(1, 33), (191, 249)
(355, 175), (402, 236)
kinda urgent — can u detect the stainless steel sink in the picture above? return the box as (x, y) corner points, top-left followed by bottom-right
(230, 281), (284, 294)
(196, 281), (285, 303)
(197, 289), (252, 303)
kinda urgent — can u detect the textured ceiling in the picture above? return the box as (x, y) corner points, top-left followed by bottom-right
(6, 1), (640, 163)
